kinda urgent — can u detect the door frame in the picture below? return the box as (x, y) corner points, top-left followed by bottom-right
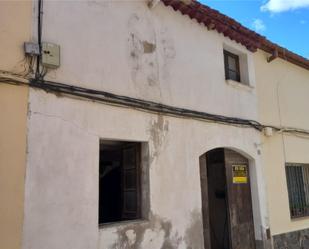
(199, 147), (257, 249)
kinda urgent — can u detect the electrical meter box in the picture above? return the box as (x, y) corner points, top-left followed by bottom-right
(42, 42), (60, 68)
(24, 42), (40, 55)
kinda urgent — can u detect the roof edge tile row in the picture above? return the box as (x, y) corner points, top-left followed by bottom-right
(161, 0), (309, 71)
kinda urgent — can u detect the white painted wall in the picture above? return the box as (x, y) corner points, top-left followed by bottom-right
(23, 1), (268, 248)
(24, 90), (266, 249)
(39, 0), (257, 119)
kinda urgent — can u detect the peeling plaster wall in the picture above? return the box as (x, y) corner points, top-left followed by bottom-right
(23, 1), (269, 248)
(38, 0), (257, 119)
(23, 89), (267, 249)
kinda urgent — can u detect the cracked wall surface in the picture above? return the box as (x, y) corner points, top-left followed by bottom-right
(23, 0), (269, 248)
(40, 0), (258, 120)
(23, 88), (266, 249)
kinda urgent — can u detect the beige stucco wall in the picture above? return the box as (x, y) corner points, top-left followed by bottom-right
(0, 1), (32, 248)
(255, 50), (309, 235)
(0, 1), (32, 71)
(0, 84), (29, 249)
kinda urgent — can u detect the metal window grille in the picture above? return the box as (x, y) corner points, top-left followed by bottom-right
(286, 163), (309, 218)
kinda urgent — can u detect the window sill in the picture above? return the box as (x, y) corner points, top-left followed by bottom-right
(290, 215), (309, 221)
(99, 219), (149, 230)
(225, 79), (254, 92)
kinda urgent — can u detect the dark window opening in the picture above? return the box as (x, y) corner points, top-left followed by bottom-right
(224, 50), (241, 82)
(99, 141), (141, 225)
(286, 163), (309, 219)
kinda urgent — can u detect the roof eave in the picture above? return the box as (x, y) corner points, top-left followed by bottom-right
(160, 0), (309, 71)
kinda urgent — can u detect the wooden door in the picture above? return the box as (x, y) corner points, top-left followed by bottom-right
(224, 149), (256, 249)
(200, 154), (211, 249)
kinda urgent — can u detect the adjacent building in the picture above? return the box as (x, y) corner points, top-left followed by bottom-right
(255, 47), (309, 247)
(0, 2), (32, 249)
(0, 1), (309, 249)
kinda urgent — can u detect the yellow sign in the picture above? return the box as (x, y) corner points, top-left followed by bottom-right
(232, 165), (248, 184)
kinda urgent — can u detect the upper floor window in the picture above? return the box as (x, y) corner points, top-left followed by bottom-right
(286, 163), (309, 219)
(224, 50), (241, 82)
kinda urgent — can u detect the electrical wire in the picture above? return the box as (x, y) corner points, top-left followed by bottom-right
(35, 0), (44, 80)
(4, 0), (307, 140)
(26, 78), (309, 137)
(2, 0), (309, 143)
(29, 78), (265, 131)
(1, 76), (309, 139)
(0, 56), (34, 82)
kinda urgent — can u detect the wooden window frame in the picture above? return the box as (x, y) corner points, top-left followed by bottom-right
(224, 50), (241, 82)
(99, 142), (142, 226)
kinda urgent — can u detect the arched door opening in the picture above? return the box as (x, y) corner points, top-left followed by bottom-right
(200, 148), (256, 249)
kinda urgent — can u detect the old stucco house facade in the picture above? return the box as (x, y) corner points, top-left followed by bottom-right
(0, 1), (309, 249)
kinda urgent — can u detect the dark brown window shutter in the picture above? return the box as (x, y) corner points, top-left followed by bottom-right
(121, 144), (141, 219)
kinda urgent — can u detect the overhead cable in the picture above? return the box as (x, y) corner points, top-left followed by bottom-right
(1, 77), (309, 138)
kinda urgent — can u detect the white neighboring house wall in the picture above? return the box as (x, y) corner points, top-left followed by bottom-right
(23, 1), (269, 249)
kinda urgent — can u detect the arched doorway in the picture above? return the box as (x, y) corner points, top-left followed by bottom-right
(199, 148), (256, 249)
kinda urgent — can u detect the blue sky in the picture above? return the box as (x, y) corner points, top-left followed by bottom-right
(199, 0), (309, 58)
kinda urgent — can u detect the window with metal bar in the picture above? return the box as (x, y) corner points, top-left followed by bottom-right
(286, 163), (309, 219)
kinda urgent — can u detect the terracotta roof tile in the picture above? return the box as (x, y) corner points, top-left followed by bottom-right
(161, 0), (309, 71)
